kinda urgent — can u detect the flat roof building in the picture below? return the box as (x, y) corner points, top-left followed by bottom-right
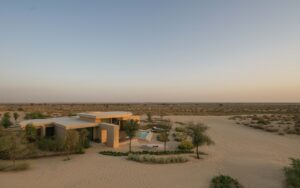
(19, 111), (140, 148)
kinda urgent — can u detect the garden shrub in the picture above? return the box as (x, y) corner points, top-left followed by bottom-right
(211, 175), (244, 188)
(177, 140), (194, 151)
(173, 132), (188, 142)
(175, 127), (186, 132)
(99, 150), (193, 156)
(25, 124), (37, 142)
(127, 154), (188, 164)
(284, 158), (300, 188)
(37, 138), (64, 152)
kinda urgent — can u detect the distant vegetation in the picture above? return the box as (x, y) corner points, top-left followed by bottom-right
(24, 112), (49, 120)
(230, 114), (300, 136)
(1, 103), (300, 116)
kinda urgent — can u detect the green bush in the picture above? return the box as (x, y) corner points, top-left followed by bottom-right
(37, 138), (64, 152)
(99, 151), (128, 156)
(0, 112), (12, 128)
(99, 150), (193, 156)
(25, 124), (37, 142)
(127, 154), (188, 164)
(173, 132), (188, 142)
(0, 163), (29, 172)
(178, 140), (194, 151)
(211, 175), (244, 188)
(175, 127), (186, 132)
(284, 158), (300, 188)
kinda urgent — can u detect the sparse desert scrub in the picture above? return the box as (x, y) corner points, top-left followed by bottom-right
(284, 158), (300, 188)
(230, 114), (299, 135)
(0, 162), (29, 172)
(295, 116), (300, 135)
(127, 154), (188, 164)
(2, 103), (300, 116)
(211, 175), (244, 188)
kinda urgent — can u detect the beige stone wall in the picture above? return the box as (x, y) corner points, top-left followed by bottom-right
(100, 123), (119, 148)
(54, 125), (66, 141)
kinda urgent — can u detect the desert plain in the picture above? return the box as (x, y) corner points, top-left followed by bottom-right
(0, 115), (299, 188)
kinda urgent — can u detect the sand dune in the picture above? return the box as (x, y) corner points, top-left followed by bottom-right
(1, 116), (299, 188)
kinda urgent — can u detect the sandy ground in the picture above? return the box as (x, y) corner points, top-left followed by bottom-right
(1, 116), (299, 188)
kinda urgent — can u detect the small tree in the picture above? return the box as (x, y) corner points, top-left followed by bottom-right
(146, 113), (152, 122)
(123, 120), (139, 153)
(158, 131), (169, 152)
(4, 132), (30, 167)
(13, 112), (19, 123)
(188, 122), (214, 159)
(64, 130), (79, 160)
(1, 112), (12, 128)
(25, 124), (37, 142)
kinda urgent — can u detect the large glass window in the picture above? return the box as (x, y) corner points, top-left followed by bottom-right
(45, 126), (55, 137)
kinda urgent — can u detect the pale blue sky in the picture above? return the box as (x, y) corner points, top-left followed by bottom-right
(0, 0), (299, 102)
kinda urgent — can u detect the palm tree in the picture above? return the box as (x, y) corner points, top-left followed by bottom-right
(158, 131), (169, 152)
(188, 122), (214, 159)
(123, 120), (139, 153)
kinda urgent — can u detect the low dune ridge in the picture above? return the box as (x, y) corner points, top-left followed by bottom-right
(1, 116), (299, 188)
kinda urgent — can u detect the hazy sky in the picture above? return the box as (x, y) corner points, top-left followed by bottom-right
(0, 0), (300, 103)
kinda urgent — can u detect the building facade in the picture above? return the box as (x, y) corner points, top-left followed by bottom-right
(19, 111), (140, 148)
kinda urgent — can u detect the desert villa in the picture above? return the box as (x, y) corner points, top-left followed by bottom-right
(19, 111), (140, 148)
